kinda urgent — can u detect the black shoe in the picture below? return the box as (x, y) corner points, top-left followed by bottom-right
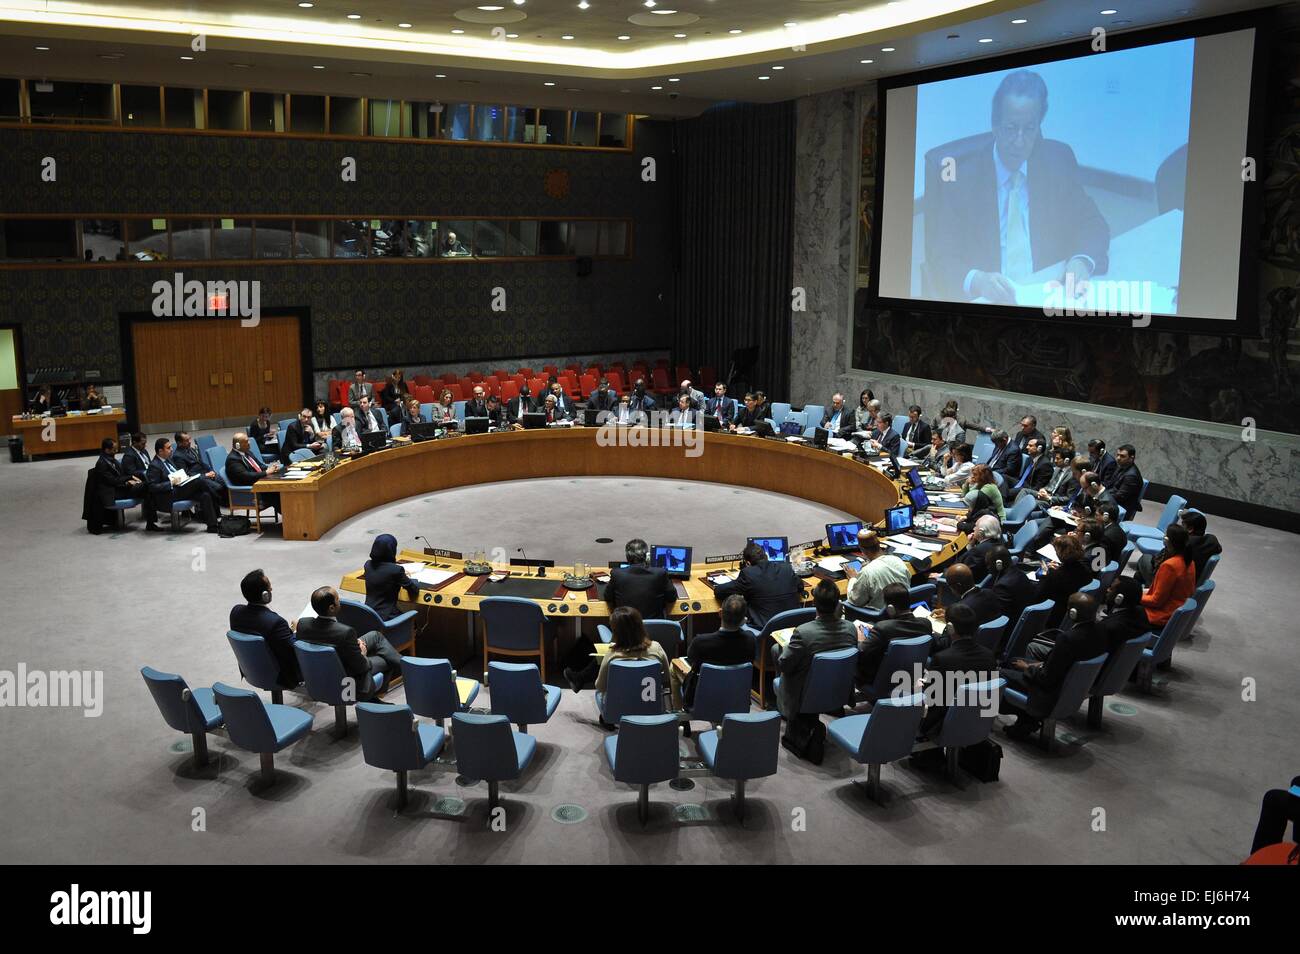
(205, 524), (221, 534)
(1004, 719), (1037, 741)
(563, 667), (583, 694)
(145, 523), (166, 533)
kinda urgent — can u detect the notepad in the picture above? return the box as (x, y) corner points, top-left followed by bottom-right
(818, 556), (850, 572)
(771, 627), (795, 649)
(888, 533), (943, 552)
(415, 567), (458, 587)
(1036, 544), (1060, 563)
(456, 677), (477, 704)
(1047, 507), (1079, 526)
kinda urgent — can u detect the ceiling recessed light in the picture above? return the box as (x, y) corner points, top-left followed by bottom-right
(784, 22), (797, 28)
(231, 62), (252, 68)
(435, 73), (447, 78)
(881, 46), (895, 52)
(772, 65), (784, 70)
(180, 55), (194, 60)
(618, 35), (631, 40)
(478, 4), (504, 9)
(350, 71), (370, 77)
(578, 0), (589, 8)
(99, 52), (124, 59)
(544, 81), (556, 86)
(651, 8), (677, 13)
(674, 33), (687, 38)
(838, 12), (850, 18)
(728, 28), (742, 34)
(399, 22), (413, 28)
(506, 33), (519, 38)
(347, 13), (361, 19)
(566, 87), (582, 92)
(1011, 18), (1027, 24)
(978, 37), (993, 43)
(451, 28), (464, 34)
(312, 64), (325, 69)
(561, 34), (575, 40)
(860, 59), (873, 64)
(644, 0), (656, 6)
(668, 77), (680, 82)
(35, 45), (51, 51)
(297, 2), (313, 7)
(651, 85), (663, 90)
(1101, 8), (1117, 14)
(758, 75), (770, 81)
(620, 88), (631, 93)
(513, 0), (525, 4)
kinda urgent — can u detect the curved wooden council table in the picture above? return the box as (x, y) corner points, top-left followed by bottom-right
(257, 428), (905, 542)
(258, 428), (970, 701)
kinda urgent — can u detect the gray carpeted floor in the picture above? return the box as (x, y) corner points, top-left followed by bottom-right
(1, 428), (1295, 864)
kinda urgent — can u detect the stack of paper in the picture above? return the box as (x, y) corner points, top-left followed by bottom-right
(884, 541), (935, 561)
(709, 572), (736, 585)
(817, 556), (850, 572)
(398, 561), (427, 575)
(1036, 544), (1060, 563)
(889, 533), (944, 552)
(827, 437), (857, 452)
(1048, 507), (1078, 526)
(415, 567), (458, 587)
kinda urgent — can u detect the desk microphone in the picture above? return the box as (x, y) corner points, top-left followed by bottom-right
(518, 546), (545, 577)
(417, 535), (435, 555)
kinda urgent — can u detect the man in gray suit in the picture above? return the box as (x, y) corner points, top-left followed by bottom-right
(295, 586), (402, 698)
(774, 579), (858, 763)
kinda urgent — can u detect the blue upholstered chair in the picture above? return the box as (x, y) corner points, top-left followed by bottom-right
(827, 693), (925, 803)
(451, 712), (537, 812)
(1184, 579), (1215, 637)
(1095, 559), (1120, 593)
(1008, 520), (1045, 561)
(974, 615), (1009, 656)
(842, 601), (885, 625)
(227, 630), (293, 705)
(604, 713), (681, 826)
(1087, 635), (1148, 727)
(1002, 494), (1038, 531)
(801, 405), (825, 436)
(1001, 599), (1054, 663)
(289, 447), (316, 463)
(697, 711), (781, 822)
(686, 663), (752, 729)
(211, 681), (314, 783)
(1135, 598), (1199, 692)
(488, 662), (561, 733)
(356, 702), (446, 810)
(769, 402), (792, 427)
(140, 666), (224, 769)
(859, 634), (931, 707)
(1001, 654), (1107, 751)
(1122, 494), (1187, 541)
(908, 583), (938, 608)
(399, 656), (479, 733)
(479, 596), (549, 683)
(597, 658), (667, 725)
(1197, 553), (1220, 586)
(293, 640), (384, 736)
(644, 619), (684, 659)
(204, 445), (277, 531)
(774, 645), (858, 715)
(338, 598), (416, 656)
(933, 677), (1006, 780)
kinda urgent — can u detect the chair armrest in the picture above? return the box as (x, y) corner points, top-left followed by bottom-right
(1002, 687), (1028, 708)
(384, 609), (418, 631)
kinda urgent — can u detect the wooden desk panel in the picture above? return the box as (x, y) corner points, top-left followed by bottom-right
(260, 429), (904, 541)
(10, 410), (125, 458)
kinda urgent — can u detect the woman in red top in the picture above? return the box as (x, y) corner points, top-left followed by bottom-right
(1141, 523), (1196, 628)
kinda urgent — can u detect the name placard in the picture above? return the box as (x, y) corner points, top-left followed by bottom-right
(424, 547), (463, 559)
(705, 553), (742, 564)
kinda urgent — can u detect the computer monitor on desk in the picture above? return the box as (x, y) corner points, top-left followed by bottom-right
(360, 430), (387, 454)
(408, 422), (442, 442)
(881, 505), (913, 536)
(747, 536), (789, 561)
(650, 544), (693, 578)
(522, 412), (547, 430)
(825, 521), (863, 553)
(463, 416), (489, 435)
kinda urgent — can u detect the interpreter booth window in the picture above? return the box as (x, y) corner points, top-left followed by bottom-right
(255, 220), (293, 259)
(537, 109), (567, 145)
(369, 99), (402, 138)
(289, 94), (325, 133)
(475, 104), (506, 142)
(569, 111), (597, 147)
(444, 103), (471, 141)
(571, 221), (599, 256)
(333, 220), (370, 258)
(163, 87), (204, 129)
(125, 219), (169, 261)
(28, 81), (115, 124)
(599, 220), (628, 257)
(473, 221), (510, 257)
(0, 78), (20, 121)
(537, 221), (570, 256)
(170, 219), (213, 260)
(249, 92), (286, 132)
(292, 219), (331, 258)
(1, 219), (79, 262)
(599, 113), (628, 147)
(439, 221), (475, 257)
(81, 220), (126, 262)
(328, 96), (364, 136)
(121, 86), (162, 127)
(508, 220), (540, 257)
(207, 89), (246, 131)
(372, 220), (435, 257)
(211, 219), (254, 260)
(407, 102), (440, 139)
(504, 106), (533, 143)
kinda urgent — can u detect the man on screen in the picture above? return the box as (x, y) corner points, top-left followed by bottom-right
(924, 69), (1109, 304)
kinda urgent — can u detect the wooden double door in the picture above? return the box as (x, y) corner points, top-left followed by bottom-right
(132, 316), (303, 428)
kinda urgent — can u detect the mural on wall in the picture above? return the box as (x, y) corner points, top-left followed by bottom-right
(856, 94), (877, 289)
(853, 12), (1300, 435)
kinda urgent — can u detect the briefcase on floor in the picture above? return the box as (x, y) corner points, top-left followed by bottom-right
(958, 739), (1003, 782)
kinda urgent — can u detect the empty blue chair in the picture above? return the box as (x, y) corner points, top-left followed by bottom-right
(1096, 559), (1120, 593)
(1001, 599), (1054, 663)
(289, 447), (316, 463)
(162, 498), (198, 531)
(227, 630), (293, 705)
(195, 434), (217, 460)
(1008, 519), (1045, 560)
(277, 418), (296, 437)
(934, 677), (1006, 780)
(1135, 598), (1198, 691)
(908, 583), (938, 608)
(1123, 494), (1186, 541)
(400, 656), (479, 732)
(687, 663), (752, 728)
(859, 634), (931, 706)
(1002, 654), (1106, 751)
(1002, 494), (1038, 531)
(480, 596), (549, 682)
(892, 414), (910, 436)
(338, 597), (416, 657)
(211, 681), (313, 783)
(419, 402), (434, 423)
(770, 402), (792, 427)
(645, 619), (684, 659)
(452, 400), (467, 423)
(774, 645), (858, 716)
(140, 666), (224, 769)
(972, 433), (994, 464)
(451, 712), (537, 812)
(697, 711), (781, 822)
(356, 702), (446, 810)
(294, 640), (384, 736)
(488, 662), (561, 733)
(1087, 635), (1148, 727)
(975, 615), (1009, 656)
(1183, 579), (1215, 638)
(1116, 540), (1136, 574)
(801, 405), (825, 437)
(1197, 553), (1220, 586)
(597, 658), (668, 724)
(604, 713), (681, 826)
(827, 693), (925, 803)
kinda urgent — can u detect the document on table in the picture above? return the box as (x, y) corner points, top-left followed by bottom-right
(708, 572), (736, 585)
(1047, 507), (1078, 526)
(278, 470), (312, 480)
(827, 438), (857, 452)
(884, 541), (934, 561)
(415, 567), (458, 587)
(397, 562), (427, 575)
(817, 556), (849, 572)
(888, 533), (944, 552)
(1037, 543), (1060, 563)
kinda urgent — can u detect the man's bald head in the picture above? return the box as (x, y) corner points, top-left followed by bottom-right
(858, 528), (882, 555)
(946, 562), (974, 596)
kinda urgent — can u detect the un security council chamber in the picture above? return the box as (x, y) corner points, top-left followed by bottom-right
(1, 0), (1298, 889)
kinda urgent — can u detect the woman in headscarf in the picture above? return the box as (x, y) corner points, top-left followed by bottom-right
(364, 533), (418, 620)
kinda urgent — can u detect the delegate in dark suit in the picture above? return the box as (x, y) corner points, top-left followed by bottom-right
(871, 426), (902, 457)
(1107, 462), (1144, 515)
(990, 568), (1038, 628)
(705, 395), (736, 425)
(229, 603), (302, 688)
(507, 395), (536, 421)
(954, 587), (1006, 627)
(225, 448), (279, 511)
(985, 442), (1023, 481)
(172, 443), (226, 502)
(1091, 451), (1118, 487)
(899, 418), (932, 451)
(820, 406), (855, 439)
(281, 419), (322, 463)
(463, 398), (489, 418)
(295, 614), (401, 698)
(604, 564), (676, 621)
(92, 452), (136, 510)
(713, 559), (803, 631)
(925, 134), (1110, 301)
(1022, 452), (1054, 492)
(588, 388), (618, 413)
(1096, 603), (1150, 654)
(857, 614), (933, 687)
(1001, 618), (1107, 716)
(683, 628), (756, 707)
(146, 455), (220, 528)
(920, 638), (997, 736)
(1034, 559), (1095, 630)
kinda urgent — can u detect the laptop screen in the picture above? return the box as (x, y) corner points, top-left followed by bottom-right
(824, 521), (863, 553)
(884, 505), (913, 535)
(907, 467), (923, 488)
(650, 545), (693, 578)
(748, 537), (789, 561)
(908, 486), (929, 511)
